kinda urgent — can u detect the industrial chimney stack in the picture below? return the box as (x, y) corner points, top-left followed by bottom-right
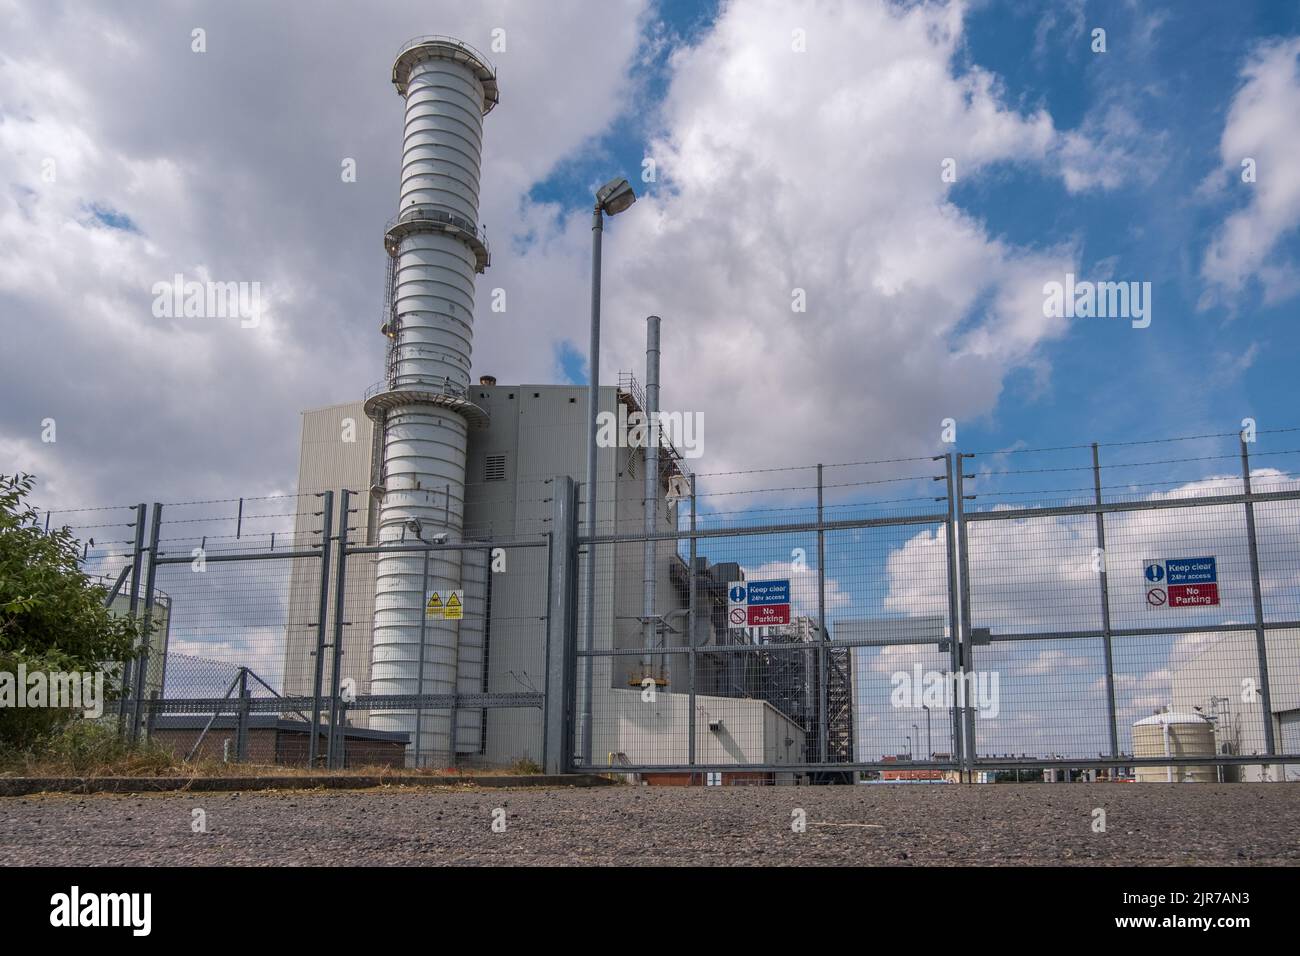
(364, 37), (499, 764)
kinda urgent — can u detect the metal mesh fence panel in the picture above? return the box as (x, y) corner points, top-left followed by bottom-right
(967, 637), (1111, 761)
(23, 426), (1300, 781)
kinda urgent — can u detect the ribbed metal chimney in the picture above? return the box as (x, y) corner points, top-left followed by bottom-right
(364, 37), (498, 765)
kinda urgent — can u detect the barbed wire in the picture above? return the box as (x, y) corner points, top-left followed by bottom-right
(157, 510), (316, 527)
(693, 495), (945, 519)
(25, 426), (1300, 519)
(964, 425), (1300, 457)
(156, 492), (309, 507)
(693, 472), (938, 499)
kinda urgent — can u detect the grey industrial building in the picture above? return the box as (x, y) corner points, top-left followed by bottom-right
(279, 35), (849, 779)
(282, 375), (851, 774)
(1169, 630), (1300, 782)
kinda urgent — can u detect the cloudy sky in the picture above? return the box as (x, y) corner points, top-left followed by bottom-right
(6, 0), (1300, 768)
(4, 0), (1300, 513)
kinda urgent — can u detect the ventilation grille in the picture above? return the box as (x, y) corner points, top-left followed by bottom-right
(484, 454), (506, 481)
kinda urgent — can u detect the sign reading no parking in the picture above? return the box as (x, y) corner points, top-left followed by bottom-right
(1144, 557), (1219, 609)
(727, 579), (792, 627)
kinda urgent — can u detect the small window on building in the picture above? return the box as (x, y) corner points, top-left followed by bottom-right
(485, 454), (507, 481)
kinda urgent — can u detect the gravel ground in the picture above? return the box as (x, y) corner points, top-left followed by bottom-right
(2, 783), (1298, 866)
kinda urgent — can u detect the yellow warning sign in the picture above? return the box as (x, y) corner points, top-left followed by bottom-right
(425, 592), (444, 619)
(445, 590), (464, 620)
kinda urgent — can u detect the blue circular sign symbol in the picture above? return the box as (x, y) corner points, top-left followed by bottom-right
(729, 585), (746, 603)
(1145, 563), (1164, 582)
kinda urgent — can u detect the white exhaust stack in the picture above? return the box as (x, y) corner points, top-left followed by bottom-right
(365, 37), (498, 765)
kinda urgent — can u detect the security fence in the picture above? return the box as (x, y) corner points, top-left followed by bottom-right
(33, 426), (1300, 781)
(955, 431), (1300, 782)
(569, 428), (1300, 783)
(66, 489), (552, 771)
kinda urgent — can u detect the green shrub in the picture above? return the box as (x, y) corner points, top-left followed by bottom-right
(0, 473), (140, 750)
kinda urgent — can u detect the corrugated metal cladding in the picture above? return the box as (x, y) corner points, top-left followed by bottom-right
(290, 384), (686, 767)
(282, 402), (377, 722)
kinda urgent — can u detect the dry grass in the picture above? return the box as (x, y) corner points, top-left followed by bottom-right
(1, 719), (552, 780)
(1, 724), (547, 780)
(1, 758), (545, 780)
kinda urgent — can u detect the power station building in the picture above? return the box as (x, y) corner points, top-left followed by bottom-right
(282, 377), (691, 768)
(279, 36), (848, 778)
(282, 378), (847, 775)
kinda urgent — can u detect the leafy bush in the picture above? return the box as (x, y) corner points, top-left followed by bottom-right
(0, 473), (142, 748)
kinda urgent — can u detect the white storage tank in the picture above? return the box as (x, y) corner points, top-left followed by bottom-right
(1132, 711), (1217, 783)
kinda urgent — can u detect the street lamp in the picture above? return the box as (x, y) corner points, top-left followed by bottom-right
(921, 704), (932, 760)
(912, 723), (920, 761)
(596, 177), (637, 216)
(581, 176), (637, 766)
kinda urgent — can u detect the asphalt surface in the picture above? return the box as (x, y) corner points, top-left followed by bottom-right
(2, 783), (1298, 865)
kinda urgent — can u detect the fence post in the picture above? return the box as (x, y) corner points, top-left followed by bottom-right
(333, 701), (348, 768)
(413, 543), (431, 768)
(544, 476), (578, 774)
(816, 464), (828, 769)
(580, 479), (595, 768)
(446, 568), (463, 771)
(145, 691), (160, 739)
(687, 474), (698, 775)
(954, 458), (976, 782)
(1092, 444), (1120, 763)
(131, 502), (163, 742)
(1240, 436), (1277, 765)
(326, 489), (351, 770)
(309, 491), (334, 768)
(942, 454), (962, 767)
(235, 667), (251, 762)
(118, 503), (147, 736)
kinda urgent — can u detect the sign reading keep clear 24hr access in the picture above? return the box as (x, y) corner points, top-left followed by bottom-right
(1143, 557), (1219, 609)
(727, 579), (791, 627)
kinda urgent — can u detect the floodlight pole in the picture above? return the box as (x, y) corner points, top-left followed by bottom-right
(581, 202), (603, 767)
(580, 179), (635, 767)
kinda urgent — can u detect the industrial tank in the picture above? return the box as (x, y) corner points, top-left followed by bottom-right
(1132, 711), (1217, 782)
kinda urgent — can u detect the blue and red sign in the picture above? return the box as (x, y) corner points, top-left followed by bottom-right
(728, 579), (792, 627)
(1144, 557), (1219, 609)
